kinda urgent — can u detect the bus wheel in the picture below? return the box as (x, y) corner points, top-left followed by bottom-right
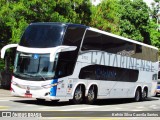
(73, 85), (84, 104)
(86, 85), (97, 104)
(134, 88), (141, 102)
(142, 88), (147, 101)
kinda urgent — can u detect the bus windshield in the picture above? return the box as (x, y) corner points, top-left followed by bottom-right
(13, 52), (58, 81)
(19, 24), (66, 48)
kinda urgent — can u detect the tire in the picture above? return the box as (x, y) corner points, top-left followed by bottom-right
(72, 85), (84, 104)
(141, 88), (147, 101)
(134, 88), (141, 102)
(86, 86), (97, 104)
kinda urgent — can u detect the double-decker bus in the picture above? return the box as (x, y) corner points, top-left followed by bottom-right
(1, 22), (159, 104)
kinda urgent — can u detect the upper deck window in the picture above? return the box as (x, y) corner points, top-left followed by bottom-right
(20, 24), (66, 48)
(81, 30), (158, 62)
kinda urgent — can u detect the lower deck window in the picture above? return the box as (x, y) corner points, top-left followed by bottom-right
(79, 65), (139, 82)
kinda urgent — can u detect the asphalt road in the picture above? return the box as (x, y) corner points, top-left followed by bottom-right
(0, 89), (160, 120)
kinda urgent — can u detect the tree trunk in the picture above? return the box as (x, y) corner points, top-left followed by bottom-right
(4, 52), (10, 72)
(140, 31), (151, 45)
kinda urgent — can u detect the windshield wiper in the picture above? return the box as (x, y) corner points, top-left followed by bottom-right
(37, 68), (47, 81)
(22, 73), (35, 77)
(38, 72), (46, 81)
(23, 72), (46, 81)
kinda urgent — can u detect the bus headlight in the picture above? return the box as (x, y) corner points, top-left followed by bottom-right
(41, 84), (52, 89)
(41, 83), (58, 89)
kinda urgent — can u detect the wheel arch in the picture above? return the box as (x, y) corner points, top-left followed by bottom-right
(72, 82), (86, 97)
(143, 86), (148, 96)
(134, 86), (142, 96)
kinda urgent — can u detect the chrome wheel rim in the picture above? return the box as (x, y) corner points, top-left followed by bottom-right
(143, 90), (147, 98)
(75, 88), (82, 101)
(88, 89), (94, 101)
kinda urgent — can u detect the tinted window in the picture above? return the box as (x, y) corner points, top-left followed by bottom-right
(55, 26), (86, 78)
(63, 26), (85, 48)
(82, 30), (135, 53)
(133, 45), (158, 62)
(55, 58), (75, 79)
(101, 34), (135, 55)
(13, 52), (57, 81)
(79, 65), (139, 82)
(81, 30), (102, 51)
(81, 30), (158, 62)
(20, 24), (65, 48)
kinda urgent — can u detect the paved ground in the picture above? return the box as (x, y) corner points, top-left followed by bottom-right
(0, 88), (160, 120)
(0, 89), (11, 97)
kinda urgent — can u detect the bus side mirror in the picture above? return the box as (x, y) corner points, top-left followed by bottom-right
(1, 44), (18, 59)
(50, 46), (77, 62)
(60, 46), (77, 52)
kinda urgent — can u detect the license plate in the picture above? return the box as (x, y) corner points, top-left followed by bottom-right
(24, 93), (32, 98)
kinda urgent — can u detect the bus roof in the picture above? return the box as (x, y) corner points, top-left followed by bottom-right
(89, 27), (158, 50)
(29, 22), (158, 50)
(30, 22), (87, 28)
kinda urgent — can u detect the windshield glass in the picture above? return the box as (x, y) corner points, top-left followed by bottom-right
(19, 24), (65, 48)
(13, 52), (58, 81)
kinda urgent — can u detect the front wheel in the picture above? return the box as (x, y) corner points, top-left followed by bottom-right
(72, 85), (84, 104)
(86, 86), (97, 104)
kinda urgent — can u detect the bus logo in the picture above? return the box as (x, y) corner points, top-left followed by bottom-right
(33, 54), (39, 59)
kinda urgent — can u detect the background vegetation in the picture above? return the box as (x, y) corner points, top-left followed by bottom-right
(0, 0), (159, 71)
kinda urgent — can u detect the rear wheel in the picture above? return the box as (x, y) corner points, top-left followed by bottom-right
(141, 88), (147, 101)
(72, 85), (85, 104)
(134, 88), (141, 102)
(86, 86), (97, 104)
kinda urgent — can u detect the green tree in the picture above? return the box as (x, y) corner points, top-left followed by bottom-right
(0, 0), (92, 70)
(0, 0), (11, 70)
(149, 21), (160, 48)
(149, 0), (160, 49)
(90, 0), (121, 34)
(150, 0), (160, 24)
(119, 0), (151, 44)
(0, 0), (92, 43)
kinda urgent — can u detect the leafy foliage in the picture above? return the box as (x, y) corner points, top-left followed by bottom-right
(0, 0), (92, 43)
(90, 0), (121, 34)
(149, 21), (160, 48)
(118, 0), (151, 44)
(0, 0), (92, 70)
(150, 0), (160, 23)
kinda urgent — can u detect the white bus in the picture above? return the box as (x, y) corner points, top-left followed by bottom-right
(156, 61), (160, 96)
(1, 22), (159, 104)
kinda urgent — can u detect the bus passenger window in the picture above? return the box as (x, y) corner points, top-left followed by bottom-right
(82, 30), (102, 51)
